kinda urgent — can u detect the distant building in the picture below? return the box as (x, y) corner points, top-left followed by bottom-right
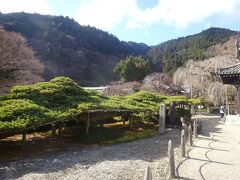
(104, 73), (185, 96)
(83, 86), (108, 94)
(103, 81), (141, 96)
(141, 73), (184, 95)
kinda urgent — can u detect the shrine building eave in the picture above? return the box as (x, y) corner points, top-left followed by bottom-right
(218, 63), (240, 85)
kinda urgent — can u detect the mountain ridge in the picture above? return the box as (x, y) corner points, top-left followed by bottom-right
(147, 27), (238, 74)
(0, 12), (149, 86)
(0, 12), (238, 86)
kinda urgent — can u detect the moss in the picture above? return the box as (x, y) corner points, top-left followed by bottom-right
(70, 122), (158, 145)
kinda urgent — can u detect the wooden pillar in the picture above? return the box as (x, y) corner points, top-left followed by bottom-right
(75, 118), (79, 124)
(159, 104), (166, 134)
(206, 105), (210, 114)
(169, 102), (176, 126)
(121, 116), (125, 125)
(57, 122), (66, 136)
(129, 114), (133, 129)
(146, 112), (150, 125)
(168, 140), (175, 178)
(86, 112), (90, 135)
(225, 85), (229, 115)
(58, 125), (62, 136)
(22, 130), (26, 142)
(237, 85), (240, 114)
(51, 124), (57, 136)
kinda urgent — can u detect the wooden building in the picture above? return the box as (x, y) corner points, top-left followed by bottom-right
(218, 63), (240, 113)
(218, 38), (240, 114)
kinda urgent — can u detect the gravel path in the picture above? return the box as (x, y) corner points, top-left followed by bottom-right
(177, 115), (240, 180)
(0, 128), (182, 180)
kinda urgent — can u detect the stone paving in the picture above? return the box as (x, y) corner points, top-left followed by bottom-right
(177, 115), (240, 180)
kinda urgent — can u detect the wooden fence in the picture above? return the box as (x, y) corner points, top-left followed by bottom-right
(0, 102), (193, 141)
(0, 101), (201, 179)
(0, 109), (149, 140)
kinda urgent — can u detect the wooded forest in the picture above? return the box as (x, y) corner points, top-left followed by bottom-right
(0, 12), (238, 87)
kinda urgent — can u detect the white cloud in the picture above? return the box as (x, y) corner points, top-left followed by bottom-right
(75, 0), (240, 30)
(126, 20), (142, 29)
(205, 22), (212, 29)
(156, 0), (239, 28)
(0, 0), (52, 15)
(75, 0), (137, 30)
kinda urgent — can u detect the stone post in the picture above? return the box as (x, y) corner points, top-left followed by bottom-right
(190, 105), (194, 115)
(143, 166), (152, 180)
(180, 129), (185, 157)
(189, 125), (193, 146)
(168, 140), (175, 178)
(194, 119), (198, 138)
(159, 104), (166, 134)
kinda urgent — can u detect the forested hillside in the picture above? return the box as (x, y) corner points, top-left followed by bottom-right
(0, 12), (149, 86)
(0, 12), (239, 87)
(148, 28), (238, 74)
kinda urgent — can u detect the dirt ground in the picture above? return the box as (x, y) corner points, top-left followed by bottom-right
(0, 132), (89, 163)
(0, 128), (183, 180)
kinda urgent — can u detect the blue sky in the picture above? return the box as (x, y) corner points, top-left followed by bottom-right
(1, 0), (240, 45)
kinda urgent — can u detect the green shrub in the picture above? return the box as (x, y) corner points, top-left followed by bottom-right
(176, 108), (191, 121)
(0, 77), (200, 133)
(0, 99), (53, 131)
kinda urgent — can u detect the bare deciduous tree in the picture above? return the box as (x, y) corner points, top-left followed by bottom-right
(141, 73), (182, 95)
(173, 55), (237, 105)
(0, 27), (44, 94)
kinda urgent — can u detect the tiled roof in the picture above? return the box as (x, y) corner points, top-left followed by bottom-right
(218, 63), (240, 75)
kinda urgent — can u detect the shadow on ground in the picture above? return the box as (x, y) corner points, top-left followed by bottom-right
(176, 114), (230, 180)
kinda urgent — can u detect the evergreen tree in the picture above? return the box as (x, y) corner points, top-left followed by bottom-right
(113, 56), (150, 81)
